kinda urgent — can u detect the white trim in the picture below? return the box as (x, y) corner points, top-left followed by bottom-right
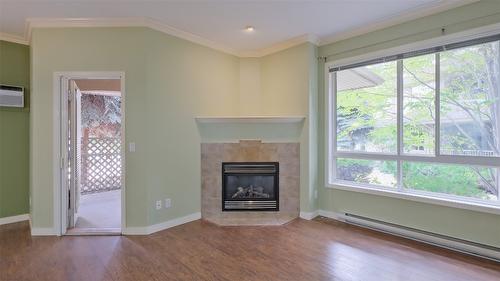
(0, 32), (29, 45)
(142, 18), (240, 56)
(324, 22), (500, 68)
(0, 0), (477, 55)
(25, 17), (239, 56)
(318, 0), (478, 46)
(435, 52), (441, 157)
(240, 34), (320, 58)
(7, 0), (473, 56)
(122, 212), (201, 235)
(31, 227), (57, 236)
(81, 90), (121, 97)
(324, 23), (500, 217)
(0, 214), (29, 226)
(299, 210), (319, 220)
(318, 210), (344, 221)
(53, 74), (63, 236)
(318, 210), (500, 262)
(324, 63), (334, 187)
(25, 18), (319, 58)
(333, 151), (500, 167)
(326, 182), (500, 216)
(53, 71), (126, 236)
(119, 75), (127, 233)
(0, 0), (479, 55)
(195, 116), (305, 124)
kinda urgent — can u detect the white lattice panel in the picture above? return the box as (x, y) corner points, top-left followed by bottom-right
(81, 138), (122, 194)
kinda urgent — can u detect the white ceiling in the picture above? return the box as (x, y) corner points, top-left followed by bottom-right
(0, 0), (474, 56)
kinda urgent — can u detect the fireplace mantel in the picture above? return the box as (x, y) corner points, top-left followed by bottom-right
(195, 116), (305, 124)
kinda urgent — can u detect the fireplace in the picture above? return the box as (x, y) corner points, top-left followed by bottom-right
(222, 162), (279, 211)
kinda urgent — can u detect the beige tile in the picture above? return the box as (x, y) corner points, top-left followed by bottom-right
(201, 141), (300, 226)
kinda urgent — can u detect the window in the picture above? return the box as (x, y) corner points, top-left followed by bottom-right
(327, 36), (500, 208)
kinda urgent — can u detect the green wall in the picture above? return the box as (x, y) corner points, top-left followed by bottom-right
(0, 40), (30, 218)
(30, 27), (317, 229)
(260, 43), (319, 212)
(28, 0), (500, 245)
(317, 0), (500, 247)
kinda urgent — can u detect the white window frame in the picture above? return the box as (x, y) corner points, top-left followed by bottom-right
(325, 23), (500, 215)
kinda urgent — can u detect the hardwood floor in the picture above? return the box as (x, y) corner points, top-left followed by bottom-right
(1, 217), (499, 281)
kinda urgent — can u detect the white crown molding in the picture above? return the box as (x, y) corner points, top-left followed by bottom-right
(318, 0), (479, 46)
(144, 18), (240, 56)
(0, 32), (29, 45)
(25, 17), (242, 56)
(239, 34), (320, 58)
(24, 17), (317, 57)
(0, 0), (478, 56)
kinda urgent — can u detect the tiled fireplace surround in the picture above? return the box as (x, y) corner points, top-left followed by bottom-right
(201, 140), (300, 225)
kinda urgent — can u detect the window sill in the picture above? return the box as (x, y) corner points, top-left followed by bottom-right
(325, 182), (500, 216)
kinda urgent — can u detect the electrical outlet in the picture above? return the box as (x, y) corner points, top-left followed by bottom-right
(155, 200), (162, 210)
(314, 190), (318, 199)
(165, 198), (171, 209)
(129, 142), (136, 152)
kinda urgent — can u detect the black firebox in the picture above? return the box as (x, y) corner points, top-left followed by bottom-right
(222, 162), (279, 211)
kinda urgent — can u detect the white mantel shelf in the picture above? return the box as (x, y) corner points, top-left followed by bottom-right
(195, 116), (306, 124)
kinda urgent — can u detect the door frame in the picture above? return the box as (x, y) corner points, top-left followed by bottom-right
(53, 71), (126, 235)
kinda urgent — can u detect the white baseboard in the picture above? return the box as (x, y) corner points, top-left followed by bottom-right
(299, 210), (319, 220)
(318, 209), (500, 262)
(318, 210), (344, 221)
(123, 212), (201, 235)
(28, 215), (58, 236)
(0, 214), (30, 226)
(31, 227), (57, 236)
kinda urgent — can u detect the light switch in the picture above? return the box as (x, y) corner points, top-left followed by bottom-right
(129, 142), (136, 152)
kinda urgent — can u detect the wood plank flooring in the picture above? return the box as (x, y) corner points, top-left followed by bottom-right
(1, 217), (499, 281)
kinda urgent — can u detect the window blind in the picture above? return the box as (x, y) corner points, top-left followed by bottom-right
(329, 33), (500, 72)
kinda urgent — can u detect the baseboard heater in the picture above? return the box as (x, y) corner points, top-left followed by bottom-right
(339, 213), (500, 262)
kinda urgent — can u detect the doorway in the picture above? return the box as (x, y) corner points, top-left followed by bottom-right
(60, 74), (124, 235)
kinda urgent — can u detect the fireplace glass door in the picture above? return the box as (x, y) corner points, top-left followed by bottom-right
(222, 162), (279, 211)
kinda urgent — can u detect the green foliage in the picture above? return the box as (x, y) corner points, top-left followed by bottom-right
(337, 158), (396, 187)
(338, 159), (495, 200)
(402, 162), (494, 200)
(402, 54), (435, 153)
(81, 94), (121, 128)
(337, 61), (397, 152)
(440, 42), (499, 153)
(335, 42), (500, 199)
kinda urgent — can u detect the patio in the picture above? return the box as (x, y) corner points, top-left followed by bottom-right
(75, 189), (121, 230)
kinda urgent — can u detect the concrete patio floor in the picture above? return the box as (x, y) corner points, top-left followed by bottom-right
(74, 189), (121, 230)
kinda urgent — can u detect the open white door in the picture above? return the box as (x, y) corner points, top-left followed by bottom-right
(75, 86), (82, 218)
(66, 80), (81, 229)
(57, 73), (124, 236)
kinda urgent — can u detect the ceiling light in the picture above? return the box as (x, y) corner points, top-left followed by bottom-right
(244, 26), (255, 32)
